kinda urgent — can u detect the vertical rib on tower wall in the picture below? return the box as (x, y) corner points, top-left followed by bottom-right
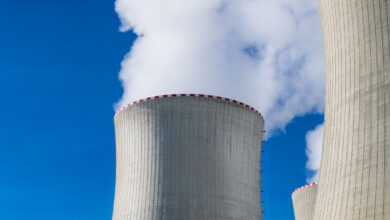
(113, 94), (264, 220)
(292, 183), (318, 220)
(315, 0), (390, 219)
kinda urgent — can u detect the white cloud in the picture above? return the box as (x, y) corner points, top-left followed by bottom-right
(114, 0), (324, 134)
(305, 124), (324, 183)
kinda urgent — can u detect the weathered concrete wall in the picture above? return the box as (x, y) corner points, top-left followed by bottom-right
(315, 0), (390, 219)
(112, 94), (264, 220)
(292, 183), (318, 220)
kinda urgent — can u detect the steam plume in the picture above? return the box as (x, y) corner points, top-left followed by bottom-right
(305, 124), (324, 183)
(114, 0), (324, 134)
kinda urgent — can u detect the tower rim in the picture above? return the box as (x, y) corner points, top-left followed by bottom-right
(114, 93), (265, 122)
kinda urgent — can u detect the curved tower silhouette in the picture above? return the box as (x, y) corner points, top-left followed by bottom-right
(112, 94), (264, 220)
(292, 183), (318, 220)
(314, 0), (390, 219)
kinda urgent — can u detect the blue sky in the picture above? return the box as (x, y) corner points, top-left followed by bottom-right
(0, 0), (323, 219)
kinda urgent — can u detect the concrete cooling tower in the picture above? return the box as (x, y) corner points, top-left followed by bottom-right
(112, 94), (265, 220)
(292, 183), (318, 220)
(313, 0), (390, 219)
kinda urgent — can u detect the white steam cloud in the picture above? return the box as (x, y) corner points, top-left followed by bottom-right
(114, 0), (324, 133)
(305, 124), (324, 183)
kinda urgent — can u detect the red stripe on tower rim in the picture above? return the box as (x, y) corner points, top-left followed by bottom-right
(292, 182), (318, 195)
(114, 93), (265, 121)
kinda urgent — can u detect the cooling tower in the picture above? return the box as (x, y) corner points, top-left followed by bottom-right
(112, 94), (264, 220)
(314, 0), (390, 219)
(292, 183), (318, 220)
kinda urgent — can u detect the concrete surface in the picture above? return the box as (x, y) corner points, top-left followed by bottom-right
(112, 95), (264, 220)
(315, 0), (390, 219)
(292, 183), (318, 220)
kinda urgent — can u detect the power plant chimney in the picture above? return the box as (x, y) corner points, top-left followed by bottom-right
(112, 94), (265, 219)
(292, 182), (318, 220)
(294, 0), (390, 219)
